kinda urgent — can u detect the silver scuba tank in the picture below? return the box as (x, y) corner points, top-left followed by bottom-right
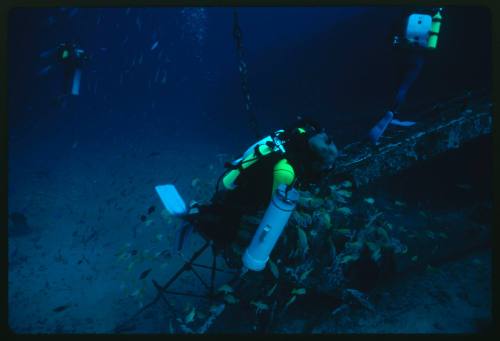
(242, 184), (299, 271)
(71, 68), (82, 96)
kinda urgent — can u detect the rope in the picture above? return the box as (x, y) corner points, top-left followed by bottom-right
(233, 9), (262, 139)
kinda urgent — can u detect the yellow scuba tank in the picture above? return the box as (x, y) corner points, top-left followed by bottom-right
(427, 8), (443, 49)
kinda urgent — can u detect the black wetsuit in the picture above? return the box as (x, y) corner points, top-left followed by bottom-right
(187, 125), (321, 247)
(57, 44), (87, 95)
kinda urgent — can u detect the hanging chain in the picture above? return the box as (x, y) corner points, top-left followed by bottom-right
(233, 9), (262, 139)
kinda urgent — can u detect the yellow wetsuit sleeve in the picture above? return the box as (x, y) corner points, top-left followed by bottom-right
(272, 159), (295, 196)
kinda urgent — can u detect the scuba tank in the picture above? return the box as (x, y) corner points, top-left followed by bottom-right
(242, 184), (299, 271)
(405, 13), (433, 48)
(396, 8), (444, 50)
(427, 8), (443, 49)
(71, 68), (82, 95)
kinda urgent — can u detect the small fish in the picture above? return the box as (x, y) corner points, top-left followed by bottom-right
(155, 233), (163, 242)
(411, 256), (418, 262)
(145, 219), (153, 227)
(337, 190), (352, 198)
(268, 259), (279, 279)
(438, 232), (448, 239)
(266, 283), (278, 297)
(147, 205), (156, 214)
(250, 301), (269, 311)
(217, 284), (233, 294)
(299, 268), (313, 282)
(139, 268), (152, 280)
(340, 254), (358, 264)
(339, 180), (352, 188)
(130, 250), (138, 256)
(52, 304), (72, 312)
(185, 307), (196, 324)
(334, 228), (351, 236)
(40, 48), (55, 58)
(136, 16), (142, 31)
(336, 207), (352, 216)
(151, 41), (159, 50)
(37, 65), (53, 76)
(425, 230), (436, 239)
(364, 197), (375, 205)
(284, 295), (296, 309)
(191, 178), (200, 187)
(395, 200), (406, 207)
(130, 287), (143, 297)
(291, 288), (306, 295)
(297, 227), (309, 254)
(223, 294), (239, 304)
(140, 215), (147, 222)
(127, 261), (136, 271)
(426, 265), (440, 273)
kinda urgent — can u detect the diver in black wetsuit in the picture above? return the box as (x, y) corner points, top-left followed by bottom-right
(369, 8), (443, 144)
(39, 41), (90, 107)
(56, 41), (89, 96)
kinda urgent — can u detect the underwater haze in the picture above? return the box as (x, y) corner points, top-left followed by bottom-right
(7, 6), (492, 334)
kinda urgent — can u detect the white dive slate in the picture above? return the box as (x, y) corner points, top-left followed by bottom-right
(155, 184), (187, 216)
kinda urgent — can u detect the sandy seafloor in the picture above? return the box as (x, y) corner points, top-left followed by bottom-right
(7, 130), (492, 334)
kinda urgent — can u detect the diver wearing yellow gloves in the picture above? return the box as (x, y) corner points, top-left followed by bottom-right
(369, 7), (444, 144)
(172, 117), (338, 268)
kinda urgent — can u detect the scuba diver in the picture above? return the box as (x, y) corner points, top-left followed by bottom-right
(56, 41), (89, 96)
(156, 117), (338, 271)
(39, 40), (89, 103)
(369, 7), (444, 144)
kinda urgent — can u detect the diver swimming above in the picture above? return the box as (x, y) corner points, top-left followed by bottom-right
(369, 7), (443, 144)
(56, 41), (89, 96)
(155, 117), (338, 271)
(39, 40), (90, 108)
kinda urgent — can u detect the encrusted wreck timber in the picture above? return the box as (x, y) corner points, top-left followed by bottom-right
(331, 98), (492, 188)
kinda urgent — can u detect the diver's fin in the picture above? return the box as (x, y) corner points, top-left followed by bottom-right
(368, 111), (394, 144)
(390, 118), (416, 127)
(155, 184), (187, 216)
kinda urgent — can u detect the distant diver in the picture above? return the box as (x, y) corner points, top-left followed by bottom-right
(56, 41), (89, 96)
(38, 40), (90, 108)
(369, 7), (444, 144)
(155, 117), (338, 271)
